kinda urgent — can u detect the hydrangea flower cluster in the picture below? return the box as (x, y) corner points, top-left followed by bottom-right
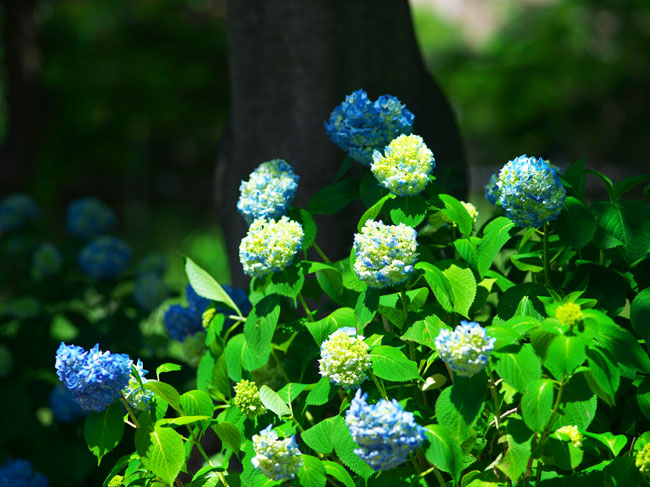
(31, 243), (63, 280)
(49, 385), (87, 423)
(122, 360), (153, 412)
(494, 155), (566, 228)
(234, 379), (265, 418)
(78, 236), (132, 279)
(134, 273), (169, 312)
(66, 197), (116, 239)
(237, 159), (299, 224)
(251, 425), (303, 481)
(319, 327), (371, 388)
(371, 134), (435, 196)
(0, 194), (41, 233)
(435, 321), (495, 377)
(55, 342), (133, 412)
(556, 425), (583, 448)
(346, 389), (427, 471)
(353, 220), (418, 288)
(239, 216), (304, 278)
(325, 89), (414, 166)
(555, 302), (583, 326)
(462, 201), (479, 224)
(163, 285), (210, 342)
(637, 443), (650, 478)
(0, 458), (48, 487)
(485, 173), (500, 205)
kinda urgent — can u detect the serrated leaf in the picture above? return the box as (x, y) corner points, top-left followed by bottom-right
(155, 363), (182, 379)
(556, 196), (597, 250)
(416, 262), (454, 313)
(425, 424), (464, 483)
(277, 383), (308, 405)
(521, 379), (554, 433)
(495, 343), (541, 393)
(583, 431), (627, 457)
(308, 178), (359, 215)
(306, 308), (355, 345)
(268, 263), (305, 298)
(497, 419), (533, 483)
(157, 415), (212, 427)
(145, 381), (183, 414)
(213, 421), (241, 454)
(442, 264), (477, 318)
(138, 425), (185, 486)
(355, 286), (379, 328)
(370, 345), (419, 382)
(401, 314), (447, 349)
(439, 194), (473, 236)
(185, 257), (240, 315)
(302, 417), (337, 454)
(244, 294), (281, 358)
(84, 402), (124, 465)
(477, 217), (515, 278)
(331, 416), (373, 478)
(550, 438), (583, 471)
(298, 455), (326, 487)
(546, 334), (587, 378)
(597, 199), (650, 264)
(306, 377), (332, 406)
(358, 193), (395, 231)
(290, 208), (317, 250)
(631, 288), (650, 344)
(259, 385), (291, 418)
(585, 347), (619, 406)
(224, 333), (267, 381)
(388, 194), (428, 227)
(180, 390), (213, 430)
(322, 461), (355, 487)
(637, 376), (650, 421)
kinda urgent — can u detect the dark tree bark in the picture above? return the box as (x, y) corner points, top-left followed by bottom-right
(0, 0), (42, 194)
(218, 0), (466, 286)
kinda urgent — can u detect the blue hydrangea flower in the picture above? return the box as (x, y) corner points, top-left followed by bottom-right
(346, 389), (427, 471)
(185, 284), (211, 317)
(216, 284), (252, 328)
(31, 243), (63, 280)
(353, 220), (418, 288)
(371, 134), (435, 196)
(319, 327), (371, 388)
(49, 385), (87, 423)
(122, 360), (153, 412)
(164, 304), (203, 342)
(0, 194), (41, 233)
(78, 236), (132, 279)
(134, 273), (168, 311)
(325, 89), (414, 166)
(485, 173), (500, 205)
(495, 155), (566, 228)
(55, 342), (133, 412)
(239, 216), (304, 278)
(137, 254), (167, 277)
(251, 425), (303, 481)
(66, 197), (116, 239)
(0, 458), (48, 487)
(435, 321), (495, 377)
(237, 159), (300, 224)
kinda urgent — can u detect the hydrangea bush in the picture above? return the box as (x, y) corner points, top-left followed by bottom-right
(5, 90), (650, 487)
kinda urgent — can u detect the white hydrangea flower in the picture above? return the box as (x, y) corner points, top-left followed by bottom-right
(319, 327), (371, 388)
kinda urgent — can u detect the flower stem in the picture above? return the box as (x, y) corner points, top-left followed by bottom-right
(298, 293), (315, 322)
(312, 242), (331, 263)
(120, 392), (141, 429)
(543, 223), (550, 287)
(369, 371), (388, 400)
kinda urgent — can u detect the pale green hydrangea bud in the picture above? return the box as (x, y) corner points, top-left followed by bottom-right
(555, 303), (583, 326)
(637, 442), (650, 477)
(556, 425), (583, 448)
(319, 327), (371, 388)
(353, 220), (418, 289)
(252, 425), (303, 481)
(181, 331), (207, 367)
(462, 202), (479, 224)
(234, 380), (265, 418)
(108, 475), (124, 487)
(122, 360), (153, 412)
(239, 216), (304, 278)
(202, 307), (217, 328)
(371, 134), (435, 197)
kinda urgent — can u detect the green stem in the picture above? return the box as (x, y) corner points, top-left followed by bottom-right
(312, 242), (331, 263)
(120, 392), (141, 428)
(298, 293), (315, 322)
(543, 223), (551, 287)
(271, 349), (291, 383)
(370, 371), (388, 400)
(487, 364), (502, 432)
(535, 459), (543, 487)
(533, 376), (567, 458)
(399, 289), (409, 315)
(410, 456), (433, 487)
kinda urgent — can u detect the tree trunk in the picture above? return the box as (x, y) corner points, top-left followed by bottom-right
(0, 0), (42, 195)
(219, 0), (466, 286)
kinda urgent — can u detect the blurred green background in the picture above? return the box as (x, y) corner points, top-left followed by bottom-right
(1, 0), (648, 280)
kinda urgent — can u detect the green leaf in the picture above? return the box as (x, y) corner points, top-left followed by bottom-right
(322, 461), (355, 487)
(298, 455), (326, 487)
(477, 217), (515, 278)
(302, 417), (337, 454)
(277, 383), (309, 405)
(224, 333), (266, 381)
(510, 252), (543, 273)
(597, 199), (650, 264)
(306, 377), (332, 406)
(387, 194), (428, 227)
(417, 262), (454, 313)
(157, 415), (212, 427)
(637, 376), (650, 421)
(435, 388), (472, 442)
(582, 431), (627, 457)
(439, 194), (473, 236)
(401, 315), (447, 350)
(521, 379), (554, 433)
(454, 237), (479, 270)
(244, 294), (281, 358)
(213, 421), (241, 454)
(155, 363), (182, 378)
(259, 385), (291, 418)
(84, 402), (124, 465)
(550, 438), (583, 471)
(138, 425), (185, 486)
(145, 381), (183, 414)
(613, 174), (650, 200)
(289, 208), (317, 250)
(553, 374), (598, 430)
(267, 264), (305, 298)
(370, 345), (419, 382)
(306, 308), (355, 345)
(495, 343), (542, 393)
(331, 416), (373, 478)
(442, 263), (477, 318)
(180, 390), (213, 430)
(545, 334), (588, 378)
(425, 424), (464, 483)
(585, 347), (619, 406)
(185, 257), (240, 315)
(631, 288), (650, 344)
(556, 197), (597, 250)
(308, 178), (359, 215)
(355, 286), (379, 328)
(357, 194), (395, 231)
(497, 419), (533, 483)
